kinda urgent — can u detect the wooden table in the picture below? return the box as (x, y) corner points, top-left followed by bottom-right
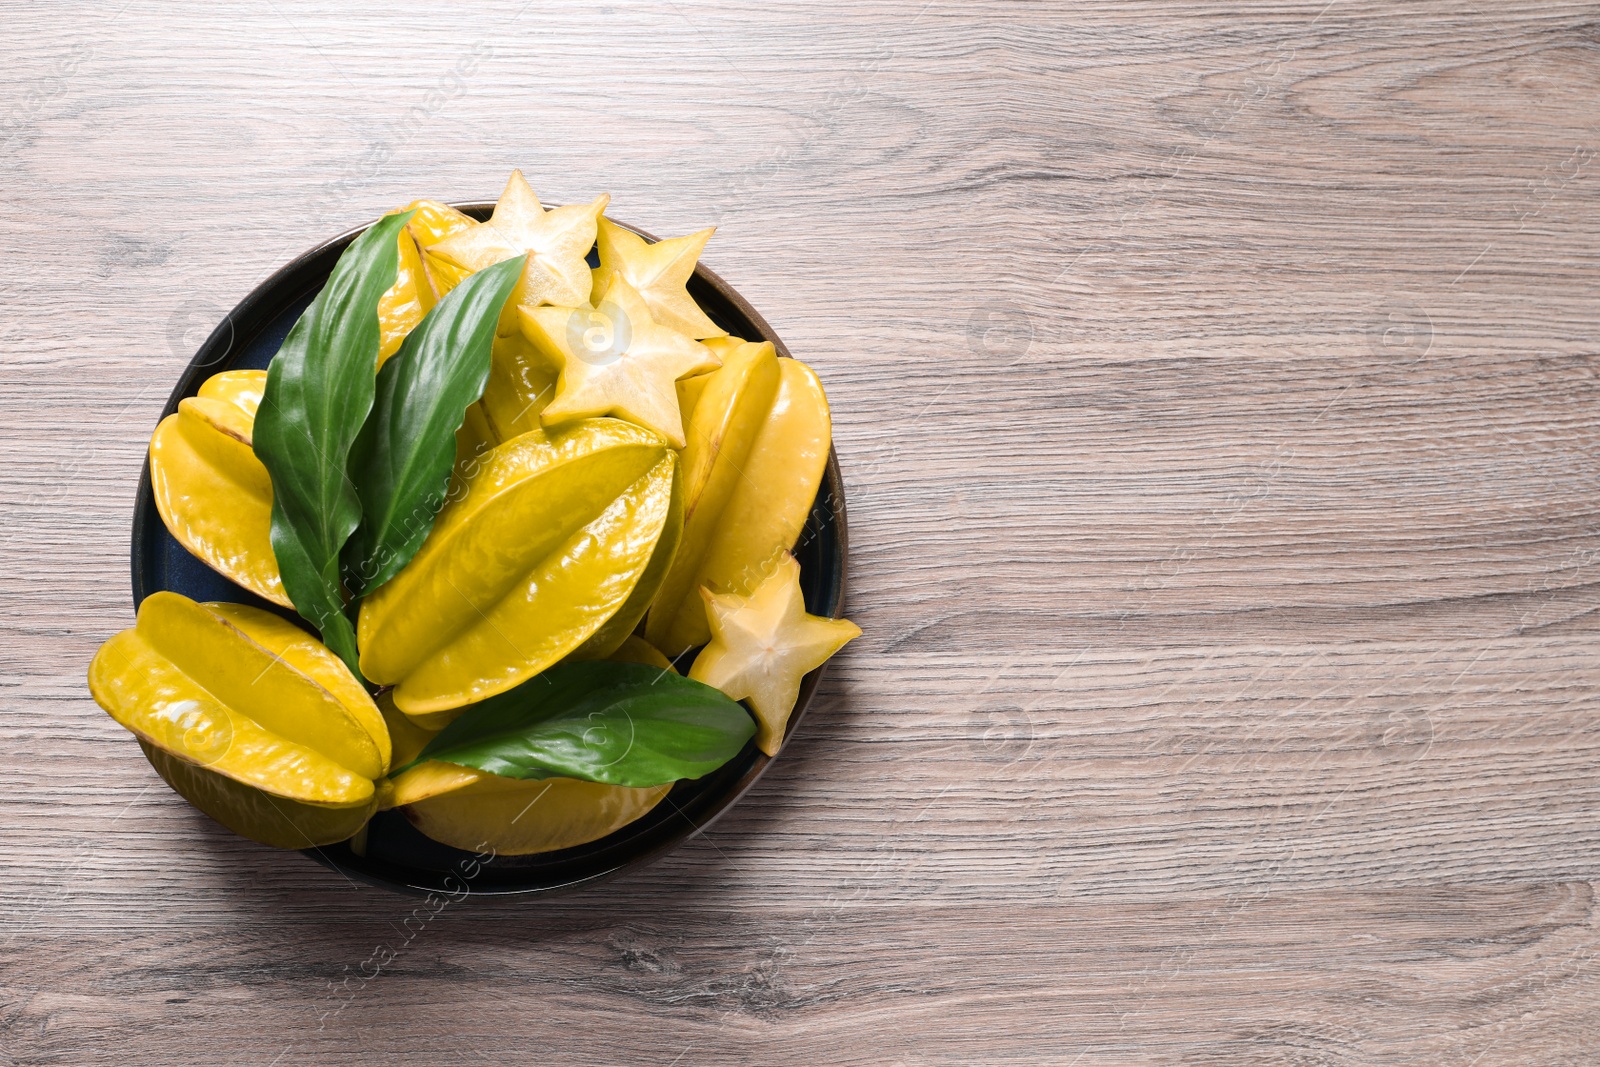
(5, 2), (1598, 1063)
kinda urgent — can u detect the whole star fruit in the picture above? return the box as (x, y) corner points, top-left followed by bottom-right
(404, 198), (478, 251)
(645, 343), (832, 657)
(379, 636), (679, 855)
(381, 634), (678, 809)
(398, 772), (671, 856)
(139, 739), (378, 849)
(480, 327), (558, 441)
(356, 418), (678, 723)
(400, 198), (479, 302)
(88, 593), (392, 846)
(376, 210), (435, 367)
(148, 369), (287, 607)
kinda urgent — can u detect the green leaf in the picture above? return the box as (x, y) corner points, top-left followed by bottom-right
(343, 254), (526, 597)
(396, 661), (757, 787)
(253, 210), (414, 676)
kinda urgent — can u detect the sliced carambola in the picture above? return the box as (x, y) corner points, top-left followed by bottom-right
(689, 553), (860, 755)
(590, 215), (725, 340)
(426, 170), (606, 310)
(141, 740), (377, 849)
(521, 273), (719, 449)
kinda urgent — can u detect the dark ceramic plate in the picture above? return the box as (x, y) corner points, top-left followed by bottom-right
(130, 203), (848, 897)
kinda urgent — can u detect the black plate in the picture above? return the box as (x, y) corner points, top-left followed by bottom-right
(130, 203), (849, 897)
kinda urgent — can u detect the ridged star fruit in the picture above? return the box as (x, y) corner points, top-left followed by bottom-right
(398, 773), (671, 856)
(139, 740), (378, 849)
(378, 635), (678, 855)
(646, 342), (832, 656)
(356, 419), (677, 722)
(480, 329), (558, 441)
(88, 592), (392, 846)
(148, 369), (287, 607)
(400, 199), (478, 302)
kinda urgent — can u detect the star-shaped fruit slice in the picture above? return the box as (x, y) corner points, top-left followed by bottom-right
(428, 169), (607, 309)
(520, 272), (719, 448)
(689, 553), (860, 756)
(591, 216), (726, 340)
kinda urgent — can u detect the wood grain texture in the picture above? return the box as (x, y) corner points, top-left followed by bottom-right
(4, 1), (1600, 1063)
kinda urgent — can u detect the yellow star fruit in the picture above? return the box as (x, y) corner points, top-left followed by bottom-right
(675, 335), (746, 425)
(379, 637), (677, 855)
(700, 336), (746, 359)
(427, 169), (607, 310)
(520, 272), (720, 449)
(148, 369), (288, 607)
(591, 216), (726, 340)
(608, 634), (676, 672)
(356, 419), (678, 722)
(196, 367), (266, 415)
(88, 592), (392, 847)
(139, 740), (379, 850)
(405, 198), (478, 248)
(401, 198), (478, 301)
(645, 343), (832, 656)
(480, 329), (558, 441)
(689, 553), (859, 756)
(397, 774), (672, 856)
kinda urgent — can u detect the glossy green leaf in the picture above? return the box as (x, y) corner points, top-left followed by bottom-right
(396, 661), (757, 787)
(253, 210), (414, 676)
(343, 254), (526, 597)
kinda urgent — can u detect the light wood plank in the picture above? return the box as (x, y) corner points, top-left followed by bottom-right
(3, 0), (1599, 1063)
